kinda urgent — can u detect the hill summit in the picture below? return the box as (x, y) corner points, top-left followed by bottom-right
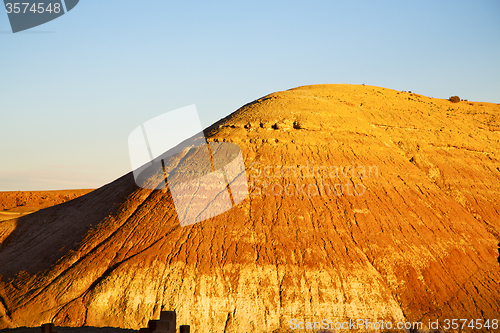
(1, 84), (499, 332)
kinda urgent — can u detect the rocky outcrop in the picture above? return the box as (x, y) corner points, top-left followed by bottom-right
(0, 84), (499, 332)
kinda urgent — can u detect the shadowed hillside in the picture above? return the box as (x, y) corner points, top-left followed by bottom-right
(1, 84), (499, 332)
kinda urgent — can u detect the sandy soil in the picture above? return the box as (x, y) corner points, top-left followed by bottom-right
(0, 190), (94, 221)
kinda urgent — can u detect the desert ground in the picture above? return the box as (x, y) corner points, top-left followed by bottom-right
(0, 190), (93, 222)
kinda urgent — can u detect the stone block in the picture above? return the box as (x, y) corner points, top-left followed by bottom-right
(41, 323), (56, 333)
(160, 311), (176, 322)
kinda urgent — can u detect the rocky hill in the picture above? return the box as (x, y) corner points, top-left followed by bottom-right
(1, 84), (499, 332)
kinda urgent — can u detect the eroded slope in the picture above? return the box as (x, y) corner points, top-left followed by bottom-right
(1, 84), (499, 332)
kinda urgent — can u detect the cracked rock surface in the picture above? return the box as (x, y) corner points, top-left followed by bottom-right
(0, 84), (499, 332)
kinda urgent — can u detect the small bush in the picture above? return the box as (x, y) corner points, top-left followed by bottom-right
(449, 96), (460, 103)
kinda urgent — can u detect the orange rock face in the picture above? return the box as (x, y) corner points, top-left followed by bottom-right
(0, 84), (499, 332)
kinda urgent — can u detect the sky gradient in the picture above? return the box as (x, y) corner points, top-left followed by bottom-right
(1, 0), (499, 190)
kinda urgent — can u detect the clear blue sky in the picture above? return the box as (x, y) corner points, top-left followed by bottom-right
(1, 0), (499, 191)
